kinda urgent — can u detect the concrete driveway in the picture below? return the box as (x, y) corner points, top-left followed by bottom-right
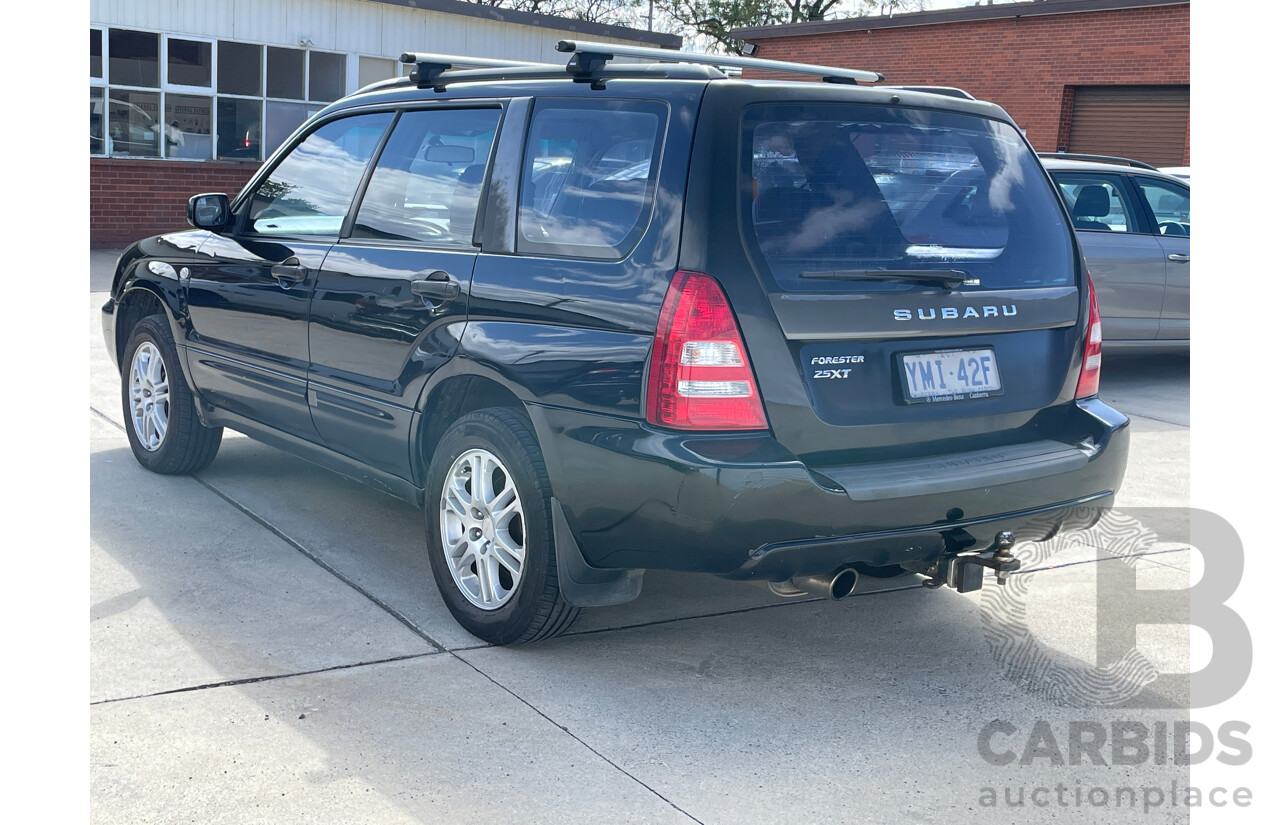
(90, 250), (1192, 824)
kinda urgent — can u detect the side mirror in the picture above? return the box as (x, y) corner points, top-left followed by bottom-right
(187, 193), (232, 231)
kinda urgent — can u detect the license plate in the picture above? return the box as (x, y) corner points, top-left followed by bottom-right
(899, 348), (1002, 403)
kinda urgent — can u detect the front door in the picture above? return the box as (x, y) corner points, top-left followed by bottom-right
(184, 112), (394, 438)
(307, 105), (504, 479)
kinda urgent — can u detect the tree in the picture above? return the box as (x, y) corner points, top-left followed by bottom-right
(472, 0), (646, 27)
(658, 0), (929, 54)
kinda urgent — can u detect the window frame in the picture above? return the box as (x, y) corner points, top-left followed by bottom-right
(342, 102), (508, 251)
(514, 97), (669, 262)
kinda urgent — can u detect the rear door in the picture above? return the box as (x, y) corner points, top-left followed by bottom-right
(186, 112), (393, 439)
(1133, 176), (1191, 341)
(306, 104), (503, 478)
(1049, 170), (1166, 343)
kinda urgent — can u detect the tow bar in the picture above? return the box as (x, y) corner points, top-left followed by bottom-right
(921, 531), (1021, 593)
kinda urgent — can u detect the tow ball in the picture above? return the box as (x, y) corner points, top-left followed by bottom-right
(921, 531), (1021, 593)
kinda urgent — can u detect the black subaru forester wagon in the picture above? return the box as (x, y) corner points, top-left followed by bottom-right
(102, 41), (1128, 645)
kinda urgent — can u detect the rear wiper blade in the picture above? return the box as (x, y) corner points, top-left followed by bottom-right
(799, 269), (979, 288)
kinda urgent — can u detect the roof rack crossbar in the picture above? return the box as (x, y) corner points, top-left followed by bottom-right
(1036, 152), (1158, 171)
(399, 52), (560, 87)
(555, 39), (883, 85)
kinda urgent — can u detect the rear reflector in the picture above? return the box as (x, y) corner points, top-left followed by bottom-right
(646, 271), (768, 431)
(1075, 273), (1103, 399)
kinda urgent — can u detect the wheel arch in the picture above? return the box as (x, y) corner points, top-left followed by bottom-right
(114, 285), (176, 366)
(412, 373), (530, 487)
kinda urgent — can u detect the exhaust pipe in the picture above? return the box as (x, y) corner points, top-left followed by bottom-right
(771, 567), (860, 601)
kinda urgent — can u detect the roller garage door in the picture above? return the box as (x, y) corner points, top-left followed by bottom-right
(1068, 86), (1189, 167)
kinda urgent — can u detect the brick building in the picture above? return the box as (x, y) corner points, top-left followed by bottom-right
(90, 0), (677, 247)
(732, 0), (1189, 167)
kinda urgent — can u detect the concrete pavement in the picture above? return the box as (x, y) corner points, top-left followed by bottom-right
(90, 253), (1193, 823)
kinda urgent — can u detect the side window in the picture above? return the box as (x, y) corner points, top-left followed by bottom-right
(518, 100), (666, 260)
(247, 112), (392, 237)
(1137, 179), (1191, 237)
(1052, 173), (1137, 233)
(351, 107), (502, 246)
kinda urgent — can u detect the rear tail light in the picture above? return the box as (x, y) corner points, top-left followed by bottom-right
(1075, 273), (1103, 399)
(646, 270), (768, 431)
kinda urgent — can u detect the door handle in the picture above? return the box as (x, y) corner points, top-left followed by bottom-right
(271, 258), (309, 286)
(411, 271), (462, 302)
(1167, 253), (1190, 263)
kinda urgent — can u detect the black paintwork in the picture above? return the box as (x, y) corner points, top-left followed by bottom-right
(102, 72), (1129, 594)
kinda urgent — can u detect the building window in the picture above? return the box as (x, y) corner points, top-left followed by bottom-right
(265, 101), (313, 154)
(166, 94), (213, 159)
(90, 87), (105, 153)
(266, 47), (306, 100)
(91, 26), (391, 162)
(109, 29), (159, 88)
(216, 97), (262, 160)
(90, 30), (103, 78)
(218, 41), (262, 96)
(168, 39), (212, 87)
(308, 51), (346, 102)
(108, 89), (162, 158)
(358, 57), (396, 89)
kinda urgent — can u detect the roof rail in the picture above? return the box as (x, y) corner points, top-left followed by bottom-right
(885, 85), (975, 100)
(1036, 152), (1158, 171)
(555, 39), (883, 85)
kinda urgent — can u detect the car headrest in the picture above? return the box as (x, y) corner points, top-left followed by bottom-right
(1073, 185), (1111, 219)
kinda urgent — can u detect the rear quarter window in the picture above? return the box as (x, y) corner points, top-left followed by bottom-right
(517, 99), (667, 261)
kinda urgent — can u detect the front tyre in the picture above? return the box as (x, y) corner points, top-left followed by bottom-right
(121, 314), (223, 474)
(425, 408), (578, 645)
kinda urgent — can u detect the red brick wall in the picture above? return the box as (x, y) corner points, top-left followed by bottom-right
(748, 3), (1189, 162)
(90, 158), (262, 248)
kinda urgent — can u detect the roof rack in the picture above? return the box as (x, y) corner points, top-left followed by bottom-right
(397, 50), (721, 91)
(555, 39), (883, 85)
(1036, 152), (1158, 171)
(395, 42), (883, 91)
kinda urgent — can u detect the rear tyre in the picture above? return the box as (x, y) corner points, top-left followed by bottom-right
(121, 314), (223, 475)
(425, 408), (578, 645)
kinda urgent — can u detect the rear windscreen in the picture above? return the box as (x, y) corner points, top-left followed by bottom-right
(744, 104), (1074, 292)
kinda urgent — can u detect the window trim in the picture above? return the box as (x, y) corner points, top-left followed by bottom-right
(514, 97), (669, 262)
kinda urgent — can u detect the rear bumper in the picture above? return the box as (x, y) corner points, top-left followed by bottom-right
(527, 398), (1128, 580)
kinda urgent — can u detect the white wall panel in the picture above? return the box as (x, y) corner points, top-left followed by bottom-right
(93, 0), (668, 64)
